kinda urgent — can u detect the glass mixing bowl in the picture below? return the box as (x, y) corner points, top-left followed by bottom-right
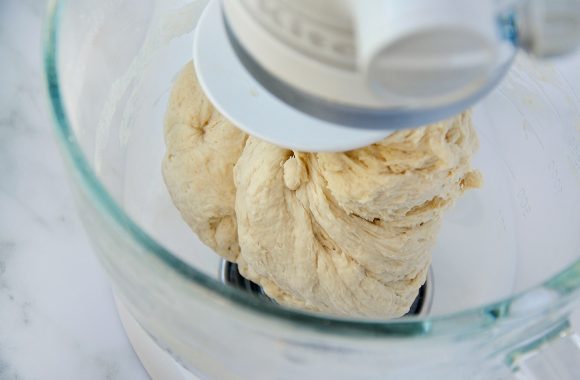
(45, 0), (580, 378)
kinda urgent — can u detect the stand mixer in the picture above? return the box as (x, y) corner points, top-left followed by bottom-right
(45, 0), (580, 379)
(194, 0), (580, 151)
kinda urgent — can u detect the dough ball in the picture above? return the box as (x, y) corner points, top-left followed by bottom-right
(163, 62), (481, 318)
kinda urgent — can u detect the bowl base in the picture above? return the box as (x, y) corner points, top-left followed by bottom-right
(114, 293), (200, 380)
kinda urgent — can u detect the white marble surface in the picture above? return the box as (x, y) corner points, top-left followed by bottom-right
(0, 1), (148, 378)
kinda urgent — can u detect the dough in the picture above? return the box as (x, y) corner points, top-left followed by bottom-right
(162, 62), (247, 261)
(163, 62), (482, 318)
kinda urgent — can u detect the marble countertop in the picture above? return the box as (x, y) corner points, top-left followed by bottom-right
(0, 0), (148, 378)
(1, 1), (580, 379)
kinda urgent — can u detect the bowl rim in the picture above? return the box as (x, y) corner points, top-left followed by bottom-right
(43, 0), (580, 337)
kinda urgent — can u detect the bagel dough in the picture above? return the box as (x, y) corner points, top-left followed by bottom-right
(163, 62), (482, 318)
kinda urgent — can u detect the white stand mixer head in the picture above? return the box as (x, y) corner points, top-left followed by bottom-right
(193, 0), (580, 151)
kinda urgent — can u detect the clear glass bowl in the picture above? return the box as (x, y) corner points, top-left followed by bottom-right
(45, 0), (580, 379)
